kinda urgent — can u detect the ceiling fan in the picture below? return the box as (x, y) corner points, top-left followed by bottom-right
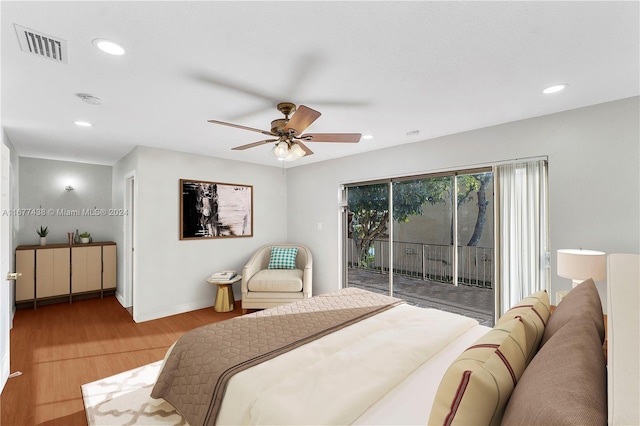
(207, 102), (361, 161)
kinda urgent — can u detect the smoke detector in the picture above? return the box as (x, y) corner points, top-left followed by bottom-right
(77, 93), (102, 105)
(14, 24), (67, 64)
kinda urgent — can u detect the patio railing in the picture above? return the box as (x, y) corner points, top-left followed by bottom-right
(347, 238), (493, 289)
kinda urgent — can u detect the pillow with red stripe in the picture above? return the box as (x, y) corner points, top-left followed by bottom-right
(496, 290), (550, 364)
(428, 318), (528, 426)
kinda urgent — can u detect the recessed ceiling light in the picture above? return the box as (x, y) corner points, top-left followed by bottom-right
(543, 84), (568, 94)
(92, 38), (125, 56)
(74, 121), (93, 127)
(362, 135), (373, 140)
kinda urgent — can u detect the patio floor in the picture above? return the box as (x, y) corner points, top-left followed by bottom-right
(348, 268), (495, 326)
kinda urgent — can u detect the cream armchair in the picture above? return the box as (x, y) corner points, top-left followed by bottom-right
(241, 244), (312, 312)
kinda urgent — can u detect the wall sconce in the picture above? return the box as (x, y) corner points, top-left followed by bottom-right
(65, 185), (74, 191)
(557, 248), (606, 288)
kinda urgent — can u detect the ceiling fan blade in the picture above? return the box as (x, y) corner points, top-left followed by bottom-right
(296, 141), (314, 156)
(299, 133), (362, 143)
(284, 105), (321, 135)
(194, 72), (276, 103)
(232, 139), (278, 150)
(208, 119), (273, 137)
(302, 99), (369, 108)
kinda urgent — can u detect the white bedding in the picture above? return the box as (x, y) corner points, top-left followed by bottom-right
(353, 323), (490, 425)
(216, 304), (480, 425)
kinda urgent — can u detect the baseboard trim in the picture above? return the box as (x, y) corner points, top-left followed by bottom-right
(115, 291), (127, 308)
(133, 298), (215, 323)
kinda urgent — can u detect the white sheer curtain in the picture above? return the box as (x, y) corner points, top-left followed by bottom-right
(496, 160), (549, 315)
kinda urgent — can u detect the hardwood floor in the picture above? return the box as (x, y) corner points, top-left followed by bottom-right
(0, 296), (243, 425)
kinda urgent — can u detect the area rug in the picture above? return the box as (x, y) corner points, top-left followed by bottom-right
(81, 361), (187, 425)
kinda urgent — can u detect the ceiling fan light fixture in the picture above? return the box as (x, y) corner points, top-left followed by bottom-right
(274, 141), (289, 159)
(289, 143), (306, 159)
(283, 147), (304, 162)
(212, 103), (361, 160)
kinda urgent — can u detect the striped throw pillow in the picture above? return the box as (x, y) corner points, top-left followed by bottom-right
(428, 318), (528, 426)
(267, 247), (298, 270)
(496, 290), (550, 364)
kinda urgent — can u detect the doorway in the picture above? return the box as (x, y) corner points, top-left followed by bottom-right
(1, 144), (11, 392)
(124, 173), (136, 317)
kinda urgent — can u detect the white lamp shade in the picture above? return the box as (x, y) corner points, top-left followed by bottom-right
(557, 249), (606, 281)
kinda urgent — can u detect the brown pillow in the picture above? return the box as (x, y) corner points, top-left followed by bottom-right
(541, 278), (604, 346)
(501, 318), (607, 425)
(496, 290), (550, 364)
(429, 318), (529, 426)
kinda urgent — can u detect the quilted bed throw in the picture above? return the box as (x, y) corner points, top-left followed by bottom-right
(151, 287), (404, 426)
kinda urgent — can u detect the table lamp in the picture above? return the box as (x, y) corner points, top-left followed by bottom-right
(557, 248), (606, 288)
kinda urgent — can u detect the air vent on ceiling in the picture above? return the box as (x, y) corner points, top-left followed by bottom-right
(14, 24), (67, 64)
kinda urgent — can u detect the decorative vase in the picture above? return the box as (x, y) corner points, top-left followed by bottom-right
(80, 237), (90, 244)
(74, 229), (80, 244)
(39, 237), (46, 246)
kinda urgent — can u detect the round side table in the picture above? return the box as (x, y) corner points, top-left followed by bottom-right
(207, 275), (242, 312)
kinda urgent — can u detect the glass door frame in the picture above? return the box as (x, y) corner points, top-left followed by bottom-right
(341, 166), (492, 295)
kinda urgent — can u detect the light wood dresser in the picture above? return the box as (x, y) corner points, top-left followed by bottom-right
(15, 241), (116, 308)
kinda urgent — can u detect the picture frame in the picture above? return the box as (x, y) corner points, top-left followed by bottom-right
(180, 179), (253, 240)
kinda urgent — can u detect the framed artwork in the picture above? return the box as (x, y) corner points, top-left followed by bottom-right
(180, 179), (253, 239)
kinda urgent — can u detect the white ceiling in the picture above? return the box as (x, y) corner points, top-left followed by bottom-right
(2, 1), (638, 168)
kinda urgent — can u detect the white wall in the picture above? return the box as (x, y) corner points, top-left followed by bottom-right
(286, 97), (640, 312)
(17, 157), (114, 245)
(116, 146), (288, 322)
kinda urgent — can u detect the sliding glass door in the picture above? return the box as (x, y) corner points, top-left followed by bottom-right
(345, 182), (390, 296)
(344, 169), (495, 325)
(391, 176), (454, 285)
(456, 171), (494, 287)
(454, 171), (494, 323)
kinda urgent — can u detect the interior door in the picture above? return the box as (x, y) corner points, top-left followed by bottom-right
(1, 144), (11, 392)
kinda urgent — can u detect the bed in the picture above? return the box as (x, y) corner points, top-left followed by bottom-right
(151, 288), (488, 425)
(84, 280), (613, 425)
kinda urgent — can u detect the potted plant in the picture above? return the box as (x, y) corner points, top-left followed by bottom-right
(36, 226), (49, 246)
(79, 232), (91, 244)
